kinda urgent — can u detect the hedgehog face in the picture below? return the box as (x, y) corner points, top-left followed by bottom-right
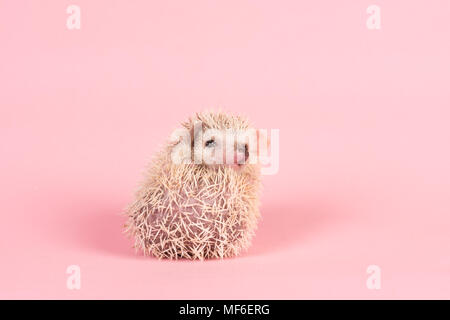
(198, 129), (250, 168)
(170, 112), (262, 170)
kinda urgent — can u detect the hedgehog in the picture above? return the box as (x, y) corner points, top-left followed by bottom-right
(124, 111), (266, 260)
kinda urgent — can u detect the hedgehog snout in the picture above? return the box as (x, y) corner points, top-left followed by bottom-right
(235, 143), (249, 165)
(223, 142), (249, 167)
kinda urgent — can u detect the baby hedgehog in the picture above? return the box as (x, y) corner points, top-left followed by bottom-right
(124, 111), (265, 259)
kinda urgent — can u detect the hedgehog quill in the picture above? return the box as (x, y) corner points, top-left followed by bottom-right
(124, 111), (268, 259)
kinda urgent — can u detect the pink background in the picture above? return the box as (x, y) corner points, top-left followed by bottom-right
(1, 1), (450, 299)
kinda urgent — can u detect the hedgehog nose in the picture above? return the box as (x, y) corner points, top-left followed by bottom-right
(234, 151), (246, 164)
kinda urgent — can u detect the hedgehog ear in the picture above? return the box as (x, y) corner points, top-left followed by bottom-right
(169, 127), (193, 164)
(191, 120), (204, 163)
(168, 120), (205, 164)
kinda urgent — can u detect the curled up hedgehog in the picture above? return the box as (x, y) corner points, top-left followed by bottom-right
(124, 111), (268, 260)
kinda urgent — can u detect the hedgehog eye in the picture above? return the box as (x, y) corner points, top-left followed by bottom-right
(205, 139), (216, 147)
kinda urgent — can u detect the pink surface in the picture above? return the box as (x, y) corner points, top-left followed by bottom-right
(1, 1), (450, 299)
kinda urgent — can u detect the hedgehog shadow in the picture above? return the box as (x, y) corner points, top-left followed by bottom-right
(74, 203), (139, 259)
(247, 200), (342, 256)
